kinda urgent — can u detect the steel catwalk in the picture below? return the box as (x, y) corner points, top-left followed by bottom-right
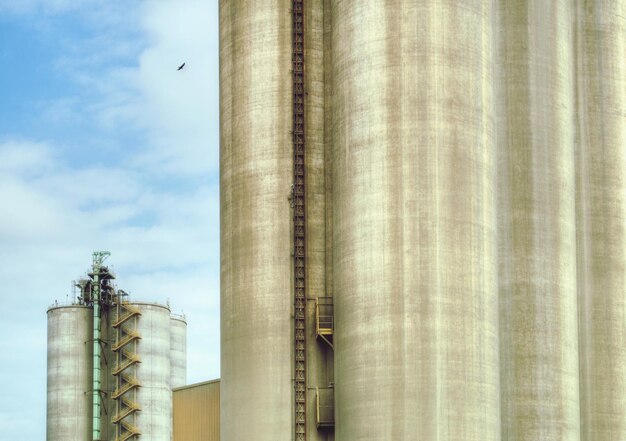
(331, 1), (499, 440)
(170, 315), (187, 388)
(575, 1), (626, 440)
(47, 305), (92, 441)
(219, 1), (293, 440)
(496, 1), (580, 440)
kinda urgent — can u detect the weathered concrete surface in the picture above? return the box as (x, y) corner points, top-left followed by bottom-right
(496, 1), (581, 441)
(132, 303), (172, 441)
(219, 2), (293, 440)
(305, 1), (334, 440)
(331, 1), (499, 440)
(575, 1), (626, 440)
(219, 1), (626, 440)
(47, 306), (92, 441)
(170, 316), (187, 389)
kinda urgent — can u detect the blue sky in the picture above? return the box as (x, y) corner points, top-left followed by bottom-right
(0, 1), (219, 439)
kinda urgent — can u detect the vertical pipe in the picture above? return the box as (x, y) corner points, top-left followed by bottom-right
(496, 1), (580, 440)
(575, 1), (626, 439)
(332, 1), (499, 439)
(91, 272), (102, 441)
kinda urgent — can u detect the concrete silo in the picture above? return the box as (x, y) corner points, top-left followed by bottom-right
(331, 1), (499, 440)
(46, 305), (92, 441)
(170, 314), (187, 388)
(496, 1), (580, 440)
(220, 1), (294, 440)
(576, 1), (626, 440)
(219, 1), (626, 441)
(124, 302), (172, 441)
(47, 253), (186, 441)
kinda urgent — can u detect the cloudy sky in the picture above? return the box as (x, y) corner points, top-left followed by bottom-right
(0, 1), (219, 438)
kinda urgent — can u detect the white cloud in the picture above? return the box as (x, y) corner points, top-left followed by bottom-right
(0, 2), (220, 438)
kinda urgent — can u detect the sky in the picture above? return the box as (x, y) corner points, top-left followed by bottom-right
(0, 1), (219, 439)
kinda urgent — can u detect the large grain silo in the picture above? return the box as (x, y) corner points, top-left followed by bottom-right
(576, 1), (626, 439)
(220, 2), (294, 440)
(46, 253), (186, 441)
(219, 1), (626, 441)
(121, 302), (173, 441)
(46, 305), (92, 441)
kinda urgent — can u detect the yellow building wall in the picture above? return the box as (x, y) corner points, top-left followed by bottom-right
(173, 379), (220, 441)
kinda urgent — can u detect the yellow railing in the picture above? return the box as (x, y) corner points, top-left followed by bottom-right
(112, 350), (141, 376)
(111, 327), (141, 351)
(316, 387), (335, 428)
(112, 306), (141, 328)
(112, 397), (141, 423)
(117, 420), (141, 441)
(315, 297), (334, 348)
(111, 374), (141, 399)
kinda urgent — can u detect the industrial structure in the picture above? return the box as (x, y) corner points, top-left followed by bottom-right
(220, 1), (625, 441)
(46, 252), (187, 441)
(173, 379), (220, 441)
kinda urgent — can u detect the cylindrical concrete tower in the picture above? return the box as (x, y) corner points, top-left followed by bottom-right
(131, 302), (172, 441)
(47, 305), (92, 441)
(331, 1), (499, 440)
(220, 2), (293, 440)
(496, 1), (580, 440)
(576, 1), (626, 440)
(170, 314), (187, 388)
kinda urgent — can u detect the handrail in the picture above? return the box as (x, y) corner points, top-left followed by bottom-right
(111, 328), (141, 352)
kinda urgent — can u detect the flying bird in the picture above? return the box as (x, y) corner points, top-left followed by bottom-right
(177, 62), (186, 71)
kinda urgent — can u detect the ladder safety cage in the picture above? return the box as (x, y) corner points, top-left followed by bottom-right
(292, 1), (307, 441)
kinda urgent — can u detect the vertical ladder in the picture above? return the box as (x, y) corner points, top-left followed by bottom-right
(292, 1), (307, 441)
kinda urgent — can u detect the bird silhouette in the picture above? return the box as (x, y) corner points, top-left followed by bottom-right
(177, 62), (186, 71)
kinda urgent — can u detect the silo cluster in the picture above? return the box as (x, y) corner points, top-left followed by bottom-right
(46, 254), (187, 441)
(220, 1), (625, 441)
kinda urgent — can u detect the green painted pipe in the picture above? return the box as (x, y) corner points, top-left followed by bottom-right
(90, 251), (109, 441)
(92, 270), (102, 441)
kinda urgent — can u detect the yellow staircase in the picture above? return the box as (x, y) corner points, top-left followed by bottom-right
(112, 397), (141, 423)
(112, 350), (141, 376)
(116, 420), (141, 441)
(112, 302), (142, 440)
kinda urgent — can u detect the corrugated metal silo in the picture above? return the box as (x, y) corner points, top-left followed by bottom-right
(496, 1), (580, 439)
(576, 1), (626, 440)
(170, 315), (187, 388)
(47, 305), (92, 441)
(219, 2), (293, 440)
(331, 1), (499, 440)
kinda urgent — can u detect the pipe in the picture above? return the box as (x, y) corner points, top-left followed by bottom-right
(92, 269), (102, 441)
(90, 251), (109, 441)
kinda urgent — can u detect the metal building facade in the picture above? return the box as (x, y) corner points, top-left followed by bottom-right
(173, 380), (220, 441)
